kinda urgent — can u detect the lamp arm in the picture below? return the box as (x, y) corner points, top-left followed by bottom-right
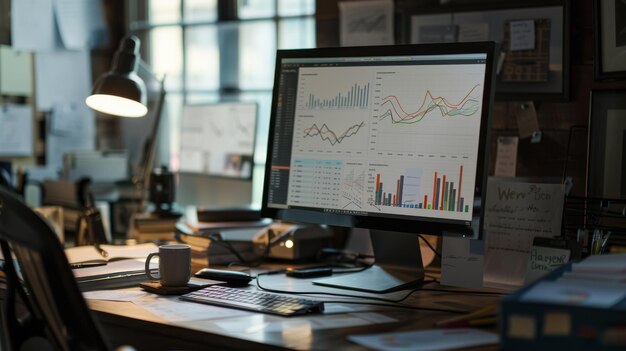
(140, 76), (166, 212)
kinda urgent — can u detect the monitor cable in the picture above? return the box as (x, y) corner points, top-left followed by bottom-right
(255, 271), (466, 314)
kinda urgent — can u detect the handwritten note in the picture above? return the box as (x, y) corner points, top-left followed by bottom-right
(525, 246), (570, 284)
(509, 20), (535, 51)
(441, 236), (484, 288)
(483, 179), (564, 289)
(494, 136), (518, 177)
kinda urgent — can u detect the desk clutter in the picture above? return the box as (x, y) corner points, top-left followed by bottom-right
(501, 253), (626, 350)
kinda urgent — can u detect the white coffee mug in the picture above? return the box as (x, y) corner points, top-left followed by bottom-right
(145, 244), (192, 287)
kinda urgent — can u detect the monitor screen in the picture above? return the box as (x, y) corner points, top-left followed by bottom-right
(262, 43), (495, 238)
(179, 103), (257, 179)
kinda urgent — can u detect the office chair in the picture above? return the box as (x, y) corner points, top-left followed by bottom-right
(0, 186), (123, 351)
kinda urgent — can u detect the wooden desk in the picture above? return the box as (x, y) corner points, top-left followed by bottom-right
(87, 267), (502, 350)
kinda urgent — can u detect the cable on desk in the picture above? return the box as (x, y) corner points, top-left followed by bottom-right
(418, 288), (506, 296)
(321, 300), (467, 314)
(256, 271), (438, 304)
(417, 235), (441, 259)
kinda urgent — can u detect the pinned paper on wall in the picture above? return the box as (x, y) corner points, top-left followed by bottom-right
(458, 23), (489, 42)
(0, 46), (33, 96)
(483, 178), (565, 289)
(509, 20), (535, 51)
(339, 0), (394, 46)
(46, 103), (95, 171)
(54, 0), (108, 49)
(494, 136), (519, 177)
(34, 50), (91, 110)
(50, 103), (87, 135)
(11, 0), (62, 51)
(514, 102), (539, 139)
(0, 104), (34, 156)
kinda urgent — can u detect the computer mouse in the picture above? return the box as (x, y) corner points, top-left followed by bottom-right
(195, 268), (253, 287)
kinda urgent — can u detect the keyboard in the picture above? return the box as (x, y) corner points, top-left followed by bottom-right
(180, 285), (324, 317)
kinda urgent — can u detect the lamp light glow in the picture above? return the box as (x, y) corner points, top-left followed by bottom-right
(86, 94), (147, 117)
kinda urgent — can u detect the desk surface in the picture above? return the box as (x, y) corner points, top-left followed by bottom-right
(88, 267), (502, 350)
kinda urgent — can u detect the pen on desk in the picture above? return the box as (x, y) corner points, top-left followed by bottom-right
(95, 244), (109, 258)
(70, 262), (108, 269)
(600, 232), (612, 254)
(439, 315), (498, 328)
(434, 305), (497, 327)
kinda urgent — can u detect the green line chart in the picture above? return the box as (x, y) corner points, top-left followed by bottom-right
(379, 84), (481, 124)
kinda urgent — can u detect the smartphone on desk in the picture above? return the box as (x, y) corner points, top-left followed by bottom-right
(286, 267), (333, 278)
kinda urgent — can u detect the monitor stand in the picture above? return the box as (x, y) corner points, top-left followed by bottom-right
(313, 230), (424, 293)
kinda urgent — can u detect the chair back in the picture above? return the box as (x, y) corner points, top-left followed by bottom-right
(0, 186), (110, 351)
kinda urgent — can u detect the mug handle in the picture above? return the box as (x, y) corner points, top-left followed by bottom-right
(145, 252), (160, 280)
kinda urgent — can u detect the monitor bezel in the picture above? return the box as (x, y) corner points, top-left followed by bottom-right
(261, 42), (496, 239)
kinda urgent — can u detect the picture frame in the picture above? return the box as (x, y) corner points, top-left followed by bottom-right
(404, 0), (570, 100)
(594, 0), (626, 80)
(586, 89), (626, 199)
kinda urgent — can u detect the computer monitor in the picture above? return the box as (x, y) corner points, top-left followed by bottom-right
(179, 103), (257, 179)
(262, 43), (496, 293)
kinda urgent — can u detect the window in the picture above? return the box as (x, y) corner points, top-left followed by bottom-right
(127, 0), (315, 204)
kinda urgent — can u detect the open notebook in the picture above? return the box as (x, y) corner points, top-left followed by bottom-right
(64, 243), (158, 264)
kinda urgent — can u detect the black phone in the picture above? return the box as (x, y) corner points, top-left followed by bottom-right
(286, 267), (333, 278)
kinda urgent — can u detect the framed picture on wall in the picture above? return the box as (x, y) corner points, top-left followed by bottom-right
(405, 0), (570, 100)
(587, 90), (626, 199)
(595, 0), (626, 79)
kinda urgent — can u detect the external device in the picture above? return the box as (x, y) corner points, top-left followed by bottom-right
(256, 222), (334, 260)
(262, 42), (496, 293)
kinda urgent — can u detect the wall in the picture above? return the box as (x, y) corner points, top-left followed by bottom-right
(315, 0), (626, 197)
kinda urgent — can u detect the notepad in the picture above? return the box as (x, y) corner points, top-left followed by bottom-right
(65, 243), (158, 264)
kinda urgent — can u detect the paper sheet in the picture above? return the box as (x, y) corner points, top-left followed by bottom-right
(215, 312), (396, 334)
(524, 245), (570, 284)
(348, 328), (499, 351)
(132, 294), (252, 322)
(53, 0), (107, 49)
(0, 46), (33, 96)
(0, 104), (33, 156)
(458, 23), (489, 42)
(35, 50), (92, 110)
(483, 179), (564, 288)
(509, 20), (535, 51)
(441, 236), (484, 288)
(11, 0), (62, 51)
(494, 136), (519, 177)
(339, 0), (394, 46)
(83, 289), (148, 302)
(65, 243), (158, 264)
(46, 103), (95, 171)
(50, 103), (88, 134)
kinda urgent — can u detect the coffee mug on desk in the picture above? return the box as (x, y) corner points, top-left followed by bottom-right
(145, 244), (191, 287)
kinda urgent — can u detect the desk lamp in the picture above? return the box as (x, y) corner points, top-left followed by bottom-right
(86, 35), (166, 213)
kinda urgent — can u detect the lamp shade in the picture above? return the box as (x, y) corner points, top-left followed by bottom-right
(86, 36), (148, 118)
